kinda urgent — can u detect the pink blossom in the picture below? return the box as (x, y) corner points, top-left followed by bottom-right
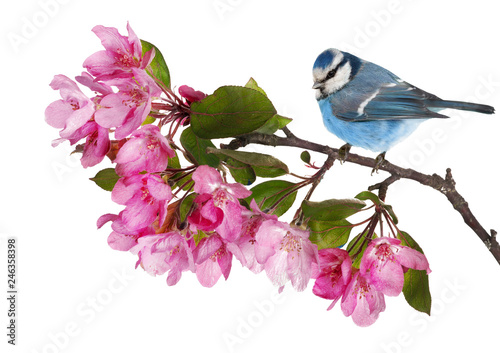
(341, 270), (386, 327)
(192, 233), (245, 288)
(114, 124), (175, 176)
(75, 71), (114, 96)
(97, 212), (154, 251)
(254, 220), (319, 291)
(188, 166), (251, 241)
(45, 75), (95, 139)
(233, 199), (278, 273)
(111, 173), (172, 231)
(360, 237), (431, 297)
(312, 248), (352, 310)
(77, 121), (111, 167)
(178, 85), (207, 103)
(46, 75), (111, 167)
(130, 231), (195, 286)
(83, 23), (154, 81)
(94, 69), (161, 139)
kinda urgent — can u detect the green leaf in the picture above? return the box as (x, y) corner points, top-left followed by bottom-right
(244, 78), (291, 135)
(141, 40), (170, 89)
(167, 150), (182, 169)
(398, 231), (432, 315)
(403, 269), (431, 315)
(224, 157), (256, 186)
(254, 114), (292, 135)
(190, 86), (277, 139)
(355, 191), (381, 205)
(308, 219), (353, 249)
(180, 127), (220, 168)
(245, 77), (267, 96)
(245, 180), (297, 217)
(356, 190), (398, 224)
(300, 151), (311, 164)
(383, 204), (399, 225)
(194, 230), (209, 246)
(207, 148), (288, 178)
(90, 168), (120, 192)
(141, 115), (156, 126)
(301, 198), (366, 222)
(179, 193), (196, 222)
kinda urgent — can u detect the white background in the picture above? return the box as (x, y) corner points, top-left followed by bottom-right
(1, 0), (500, 352)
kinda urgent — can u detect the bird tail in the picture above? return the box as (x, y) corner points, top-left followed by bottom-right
(427, 100), (495, 114)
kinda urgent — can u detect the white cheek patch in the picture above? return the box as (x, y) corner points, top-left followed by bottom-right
(324, 61), (352, 94)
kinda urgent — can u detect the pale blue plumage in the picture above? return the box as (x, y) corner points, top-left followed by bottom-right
(312, 49), (495, 153)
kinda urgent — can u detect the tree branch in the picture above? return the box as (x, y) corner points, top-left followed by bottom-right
(221, 131), (500, 265)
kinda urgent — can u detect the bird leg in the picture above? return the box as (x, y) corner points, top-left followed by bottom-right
(372, 152), (386, 175)
(338, 143), (351, 164)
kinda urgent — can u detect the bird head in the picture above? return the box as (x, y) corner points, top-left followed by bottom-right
(312, 48), (362, 100)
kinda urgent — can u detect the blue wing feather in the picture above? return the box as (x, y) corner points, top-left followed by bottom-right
(334, 82), (449, 121)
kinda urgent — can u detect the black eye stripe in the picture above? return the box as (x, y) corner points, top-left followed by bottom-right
(323, 66), (338, 82)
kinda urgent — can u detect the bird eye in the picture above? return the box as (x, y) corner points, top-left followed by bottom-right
(326, 67), (338, 80)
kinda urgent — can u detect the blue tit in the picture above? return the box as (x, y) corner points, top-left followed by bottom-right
(312, 48), (495, 164)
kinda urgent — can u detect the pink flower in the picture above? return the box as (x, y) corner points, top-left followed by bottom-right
(341, 270), (386, 327)
(188, 166), (251, 241)
(45, 75), (95, 139)
(76, 121), (111, 168)
(360, 237), (431, 297)
(94, 69), (161, 139)
(97, 212), (154, 251)
(312, 248), (352, 310)
(114, 124), (175, 176)
(233, 199), (278, 273)
(83, 23), (154, 81)
(192, 233), (245, 288)
(75, 71), (114, 96)
(178, 85), (207, 103)
(130, 231), (195, 286)
(46, 75), (111, 167)
(111, 174), (172, 231)
(254, 220), (319, 291)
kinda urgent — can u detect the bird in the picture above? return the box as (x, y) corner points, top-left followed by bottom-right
(312, 48), (495, 170)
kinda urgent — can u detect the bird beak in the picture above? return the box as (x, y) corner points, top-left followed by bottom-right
(312, 82), (322, 89)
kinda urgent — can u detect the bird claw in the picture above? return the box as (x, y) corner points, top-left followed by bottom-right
(372, 152), (386, 175)
(338, 144), (351, 164)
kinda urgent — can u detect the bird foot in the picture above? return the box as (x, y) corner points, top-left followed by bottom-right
(372, 152), (386, 175)
(338, 144), (351, 164)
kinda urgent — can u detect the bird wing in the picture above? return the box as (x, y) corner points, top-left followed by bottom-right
(333, 81), (450, 121)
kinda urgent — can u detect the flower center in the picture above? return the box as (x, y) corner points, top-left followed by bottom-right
(146, 137), (160, 151)
(115, 49), (140, 68)
(241, 217), (263, 244)
(353, 275), (373, 300)
(122, 88), (147, 108)
(375, 244), (395, 263)
(213, 189), (229, 208)
(329, 265), (342, 286)
(209, 244), (227, 262)
(140, 179), (155, 205)
(70, 99), (80, 111)
(279, 232), (302, 254)
(169, 244), (180, 256)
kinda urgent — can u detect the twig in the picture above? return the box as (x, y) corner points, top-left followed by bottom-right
(368, 175), (401, 201)
(221, 131), (500, 265)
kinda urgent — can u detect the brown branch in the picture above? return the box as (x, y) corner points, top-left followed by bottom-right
(221, 131), (500, 265)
